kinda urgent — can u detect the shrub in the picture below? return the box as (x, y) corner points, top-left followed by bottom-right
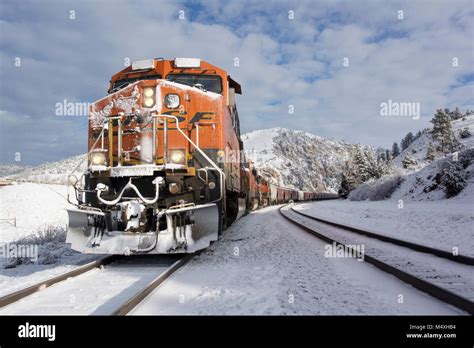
(440, 160), (468, 198)
(348, 174), (403, 201)
(459, 127), (471, 139)
(2, 226), (74, 269)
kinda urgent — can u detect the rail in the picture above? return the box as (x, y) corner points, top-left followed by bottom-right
(291, 207), (474, 266)
(279, 204), (474, 315)
(0, 255), (118, 309)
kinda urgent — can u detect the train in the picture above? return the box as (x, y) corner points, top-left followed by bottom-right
(66, 58), (337, 255)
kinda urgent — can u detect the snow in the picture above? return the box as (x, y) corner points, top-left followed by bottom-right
(453, 114), (474, 149)
(0, 164), (31, 178)
(131, 205), (460, 315)
(0, 257), (97, 298)
(353, 115), (474, 202)
(0, 256), (179, 315)
(0, 183), (99, 297)
(4, 154), (87, 185)
(241, 128), (372, 192)
(287, 204), (474, 303)
(295, 200), (474, 257)
(0, 183), (76, 243)
(394, 115), (474, 168)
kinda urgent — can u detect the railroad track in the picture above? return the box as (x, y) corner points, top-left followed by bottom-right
(280, 204), (474, 315)
(0, 254), (193, 315)
(291, 206), (474, 265)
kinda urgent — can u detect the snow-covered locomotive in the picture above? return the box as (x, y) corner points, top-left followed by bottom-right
(66, 58), (337, 255)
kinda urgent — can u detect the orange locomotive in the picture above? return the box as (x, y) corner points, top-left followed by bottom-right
(67, 58), (244, 254)
(66, 57), (338, 255)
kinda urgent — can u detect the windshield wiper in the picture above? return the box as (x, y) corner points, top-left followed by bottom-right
(110, 81), (131, 93)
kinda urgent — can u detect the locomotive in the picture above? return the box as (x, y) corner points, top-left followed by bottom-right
(66, 58), (337, 255)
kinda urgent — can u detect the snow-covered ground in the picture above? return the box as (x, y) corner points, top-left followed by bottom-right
(131, 205), (460, 315)
(0, 183), (465, 314)
(0, 183), (76, 243)
(0, 256), (179, 315)
(0, 182), (98, 297)
(295, 200), (474, 257)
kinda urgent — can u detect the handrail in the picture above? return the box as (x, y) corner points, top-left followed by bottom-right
(68, 112), (225, 206)
(153, 114), (225, 203)
(67, 127), (105, 207)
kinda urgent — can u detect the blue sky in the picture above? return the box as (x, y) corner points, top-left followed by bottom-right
(1, 0), (473, 165)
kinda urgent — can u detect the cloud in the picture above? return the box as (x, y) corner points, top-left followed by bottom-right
(0, 0), (473, 164)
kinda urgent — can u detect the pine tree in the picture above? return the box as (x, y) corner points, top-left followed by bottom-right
(431, 109), (455, 154)
(441, 160), (468, 197)
(364, 150), (376, 178)
(354, 149), (370, 182)
(426, 142), (437, 161)
(401, 132), (414, 150)
(385, 149), (392, 163)
(392, 142), (400, 158)
(339, 160), (358, 197)
(451, 107), (463, 120)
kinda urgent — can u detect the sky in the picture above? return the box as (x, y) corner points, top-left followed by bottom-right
(0, 0), (473, 165)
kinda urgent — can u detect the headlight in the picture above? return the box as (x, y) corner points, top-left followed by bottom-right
(91, 152), (106, 166)
(169, 149), (186, 165)
(143, 87), (154, 97)
(142, 87), (155, 108)
(165, 94), (180, 109)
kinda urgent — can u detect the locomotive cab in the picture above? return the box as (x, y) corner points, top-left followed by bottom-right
(67, 58), (243, 255)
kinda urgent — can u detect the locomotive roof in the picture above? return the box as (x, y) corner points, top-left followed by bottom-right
(109, 58), (241, 94)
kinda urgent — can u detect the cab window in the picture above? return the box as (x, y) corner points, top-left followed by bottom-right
(166, 74), (222, 94)
(110, 74), (161, 92)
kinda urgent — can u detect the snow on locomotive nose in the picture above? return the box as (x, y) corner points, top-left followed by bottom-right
(67, 58), (243, 255)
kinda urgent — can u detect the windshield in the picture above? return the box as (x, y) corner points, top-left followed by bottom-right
(166, 74), (222, 94)
(110, 74), (162, 93)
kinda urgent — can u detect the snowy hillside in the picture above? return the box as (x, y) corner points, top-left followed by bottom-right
(350, 115), (474, 202)
(3, 154), (86, 184)
(394, 114), (474, 167)
(0, 164), (31, 178)
(242, 128), (373, 192)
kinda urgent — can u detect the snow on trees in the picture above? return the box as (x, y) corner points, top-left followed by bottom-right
(401, 132), (414, 150)
(444, 107), (464, 121)
(402, 153), (418, 169)
(392, 142), (400, 158)
(431, 109), (456, 154)
(426, 143), (437, 161)
(339, 148), (390, 196)
(459, 127), (471, 139)
(440, 159), (468, 197)
(339, 161), (358, 197)
(354, 149), (371, 182)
